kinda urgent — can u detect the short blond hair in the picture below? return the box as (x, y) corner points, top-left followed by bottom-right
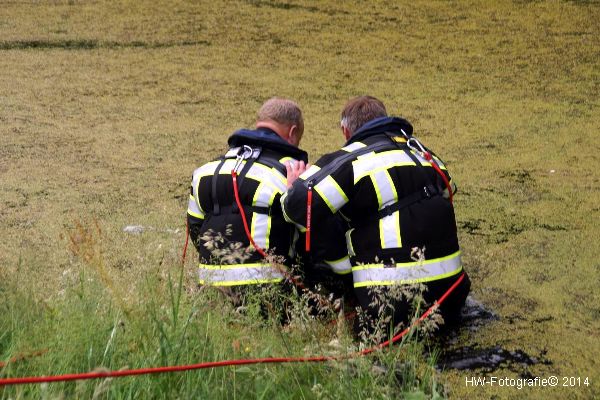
(257, 97), (304, 134)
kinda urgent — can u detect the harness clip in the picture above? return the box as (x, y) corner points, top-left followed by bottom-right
(233, 145), (254, 174)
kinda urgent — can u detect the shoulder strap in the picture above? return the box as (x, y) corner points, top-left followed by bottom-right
(211, 157), (227, 215)
(304, 139), (397, 186)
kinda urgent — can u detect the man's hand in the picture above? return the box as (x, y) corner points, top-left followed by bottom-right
(285, 160), (308, 188)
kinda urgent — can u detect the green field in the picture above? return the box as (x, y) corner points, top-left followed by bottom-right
(1, 0), (599, 398)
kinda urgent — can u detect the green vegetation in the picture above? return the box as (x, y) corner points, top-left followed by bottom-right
(1, 0), (599, 398)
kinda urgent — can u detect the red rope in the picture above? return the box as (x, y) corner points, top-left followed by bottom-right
(181, 218), (190, 265)
(231, 171), (267, 258)
(231, 171), (307, 291)
(0, 273), (464, 386)
(305, 184), (312, 252)
(424, 152), (453, 204)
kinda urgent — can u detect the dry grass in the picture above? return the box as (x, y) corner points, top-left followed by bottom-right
(1, 0), (599, 398)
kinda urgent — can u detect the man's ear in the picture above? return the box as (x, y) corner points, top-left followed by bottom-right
(342, 126), (352, 141)
(288, 125), (301, 146)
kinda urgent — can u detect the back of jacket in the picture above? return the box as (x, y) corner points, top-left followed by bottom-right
(281, 117), (461, 287)
(187, 128), (308, 285)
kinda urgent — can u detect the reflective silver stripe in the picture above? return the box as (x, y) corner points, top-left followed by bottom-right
(280, 192), (307, 232)
(314, 175), (348, 213)
(379, 211), (402, 249)
(198, 263), (285, 286)
(252, 182), (278, 208)
(341, 142), (366, 152)
(198, 159), (286, 192)
(409, 151), (448, 171)
(352, 251), (462, 287)
(325, 256), (352, 275)
(353, 150), (416, 183)
(243, 162), (287, 193)
(370, 169), (398, 208)
(250, 212), (270, 249)
(367, 169), (401, 249)
(187, 194), (204, 219)
(299, 164), (321, 180)
(190, 165), (213, 217)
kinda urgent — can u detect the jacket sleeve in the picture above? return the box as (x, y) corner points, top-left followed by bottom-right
(186, 174), (205, 252)
(428, 151), (457, 197)
(281, 152), (353, 232)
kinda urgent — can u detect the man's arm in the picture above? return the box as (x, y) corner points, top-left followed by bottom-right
(186, 175), (205, 252)
(281, 152), (354, 275)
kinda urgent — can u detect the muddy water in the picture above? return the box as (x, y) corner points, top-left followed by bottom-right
(435, 297), (548, 374)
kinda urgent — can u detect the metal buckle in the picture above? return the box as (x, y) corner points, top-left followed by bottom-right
(233, 145), (253, 173)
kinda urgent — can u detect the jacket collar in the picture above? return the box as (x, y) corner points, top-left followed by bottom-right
(346, 116), (414, 145)
(227, 127), (308, 162)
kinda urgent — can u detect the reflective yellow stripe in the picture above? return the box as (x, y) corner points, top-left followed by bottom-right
(199, 278), (284, 287)
(280, 192), (306, 232)
(409, 151), (448, 171)
(205, 160), (286, 192)
(341, 142), (366, 152)
(353, 268), (462, 288)
(187, 209), (204, 219)
(250, 212), (270, 249)
(352, 251), (462, 287)
(325, 255), (352, 275)
(188, 193), (205, 219)
(379, 211), (402, 249)
(369, 169), (398, 209)
(199, 262), (269, 270)
(198, 262), (285, 286)
(353, 251), (461, 271)
(314, 176), (348, 213)
(353, 150), (416, 183)
(252, 182), (278, 207)
(299, 165), (321, 180)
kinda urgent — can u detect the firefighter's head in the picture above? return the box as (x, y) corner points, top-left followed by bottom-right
(256, 97), (304, 147)
(340, 96), (387, 140)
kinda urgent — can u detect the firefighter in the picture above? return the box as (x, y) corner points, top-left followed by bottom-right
(281, 96), (471, 338)
(186, 97), (308, 313)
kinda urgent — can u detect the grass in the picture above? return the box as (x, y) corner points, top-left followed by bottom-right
(1, 0), (599, 398)
(1, 223), (444, 399)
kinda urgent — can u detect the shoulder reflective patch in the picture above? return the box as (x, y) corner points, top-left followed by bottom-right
(193, 161), (220, 180)
(299, 164), (321, 180)
(352, 150), (416, 183)
(341, 142), (366, 152)
(279, 156), (294, 164)
(251, 163), (287, 191)
(409, 151), (448, 171)
(314, 175), (349, 213)
(224, 147), (240, 158)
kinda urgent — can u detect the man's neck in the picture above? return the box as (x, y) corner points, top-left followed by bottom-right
(256, 121), (288, 141)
